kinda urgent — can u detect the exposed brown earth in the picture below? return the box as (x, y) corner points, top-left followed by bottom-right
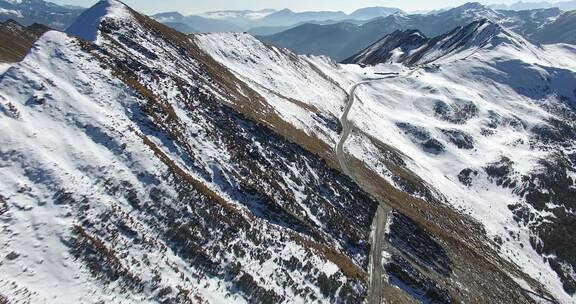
(0, 19), (49, 63)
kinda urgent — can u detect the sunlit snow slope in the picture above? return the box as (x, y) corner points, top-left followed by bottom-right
(200, 17), (576, 303)
(0, 1), (377, 303)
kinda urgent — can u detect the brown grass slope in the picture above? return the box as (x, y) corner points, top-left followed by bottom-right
(0, 19), (49, 63)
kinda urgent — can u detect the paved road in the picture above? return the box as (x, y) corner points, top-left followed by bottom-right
(334, 72), (399, 304)
(335, 67), (559, 304)
(335, 73), (399, 176)
(367, 204), (389, 304)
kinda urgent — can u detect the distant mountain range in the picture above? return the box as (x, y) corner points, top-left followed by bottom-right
(152, 11), (242, 32)
(259, 2), (576, 61)
(151, 7), (405, 34)
(0, 0), (84, 30)
(489, 0), (576, 11)
(2, 0), (575, 37)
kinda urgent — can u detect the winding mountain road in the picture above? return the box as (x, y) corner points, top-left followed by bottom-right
(334, 72), (399, 304)
(336, 68), (561, 304)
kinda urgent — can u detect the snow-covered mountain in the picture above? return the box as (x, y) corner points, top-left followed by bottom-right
(343, 19), (506, 65)
(0, 1), (376, 302)
(152, 6), (403, 34)
(1, 0), (575, 303)
(322, 18), (576, 302)
(498, 7), (562, 36)
(531, 10), (576, 44)
(259, 2), (566, 61)
(199, 9), (576, 304)
(0, 0), (84, 30)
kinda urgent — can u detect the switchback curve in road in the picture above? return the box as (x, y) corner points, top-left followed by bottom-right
(334, 71), (400, 304)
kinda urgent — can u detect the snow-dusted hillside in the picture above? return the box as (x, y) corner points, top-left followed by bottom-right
(1, 0), (575, 303)
(194, 32), (346, 148)
(0, 1), (377, 303)
(315, 20), (576, 303)
(198, 15), (576, 304)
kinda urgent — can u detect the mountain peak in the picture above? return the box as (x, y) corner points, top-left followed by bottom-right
(343, 19), (515, 66)
(342, 29), (428, 64)
(66, 0), (130, 42)
(273, 8), (295, 15)
(457, 2), (486, 10)
(348, 6), (404, 20)
(447, 2), (497, 18)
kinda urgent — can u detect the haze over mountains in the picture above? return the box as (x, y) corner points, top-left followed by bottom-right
(150, 7), (404, 34)
(0, 0), (84, 29)
(1, 0), (576, 303)
(260, 3), (576, 61)
(490, 0), (576, 10)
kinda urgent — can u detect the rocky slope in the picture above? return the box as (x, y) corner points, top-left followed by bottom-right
(259, 2), (565, 61)
(0, 1), (376, 302)
(0, 19), (48, 62)
(1, 0), (575, 303)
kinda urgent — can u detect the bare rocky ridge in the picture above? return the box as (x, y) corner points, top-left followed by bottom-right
(0, 19), (48, 62)
(343, 19), (502, 66)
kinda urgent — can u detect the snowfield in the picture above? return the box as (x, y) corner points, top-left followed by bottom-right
(194, 32), (347, 146)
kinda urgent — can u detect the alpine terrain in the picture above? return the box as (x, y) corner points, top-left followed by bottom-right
(259, 2), (575, 61)
(0, 0), (85, 30)
(0, 0), (575, 304)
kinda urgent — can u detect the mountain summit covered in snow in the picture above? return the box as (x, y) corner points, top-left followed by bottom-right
(1, 0), (576, 303)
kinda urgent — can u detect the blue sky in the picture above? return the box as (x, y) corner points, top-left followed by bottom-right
(52, 0), (536, 14)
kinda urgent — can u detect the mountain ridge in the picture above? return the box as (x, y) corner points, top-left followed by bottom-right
(343, 19), (516, 66)
(151, 5), (404, 34)
(259, 2), (569, 61)
(1, 0), (576, 303)
(0, 18), (48, 62)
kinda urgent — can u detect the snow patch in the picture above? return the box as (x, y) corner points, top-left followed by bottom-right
(66, 0), (130, 42)
(0, 8), (23, 17)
